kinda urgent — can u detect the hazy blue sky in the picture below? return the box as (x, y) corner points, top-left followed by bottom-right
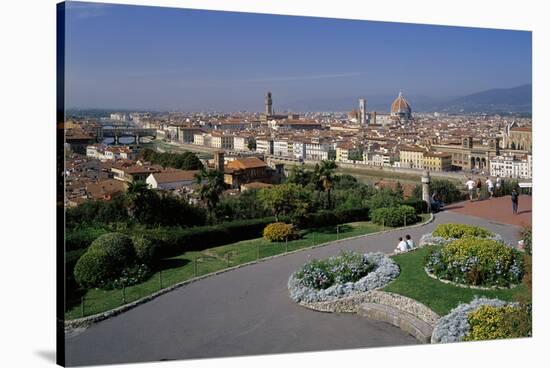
(64, 1), (532, 111)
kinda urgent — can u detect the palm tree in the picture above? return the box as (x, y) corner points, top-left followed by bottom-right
(125, 180), (157, 222)
(195, 169), (226, 219)
(318, 160), (338, 209)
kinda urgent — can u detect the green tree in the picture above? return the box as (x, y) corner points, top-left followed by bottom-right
(286, 165), (314, 187)
(257, 183), (311, 221)
(195, 169), (226, 219)
(366, 187), (403, 211)
(247, 138), (257, 151)
(317, 160), (338, 209)
(395, 181), (405, 200)
(125, 181), (160, 224)
(348, 150), (364, 162)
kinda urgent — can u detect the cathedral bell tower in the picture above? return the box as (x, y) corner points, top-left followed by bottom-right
(265, 92), (273, 116)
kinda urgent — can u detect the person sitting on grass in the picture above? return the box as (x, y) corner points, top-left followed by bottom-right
(395, 237), (408, 253)
(405, 234), (415, 250)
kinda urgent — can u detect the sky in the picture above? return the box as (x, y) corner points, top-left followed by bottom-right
(64, 1), (532, 112)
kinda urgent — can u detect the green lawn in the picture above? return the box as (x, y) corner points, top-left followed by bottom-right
(65, 221), (387, 320)
(383, 246), (530, 316)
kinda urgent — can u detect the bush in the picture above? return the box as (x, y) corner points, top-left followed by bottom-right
(425, 238), (524, 287)
(430, 179), (464, 203)
(294, 207), (369, 228)
(465, 305), (531, 341)
(371, 205), (418, 227)
(402, 198), (429, 214)
(132, 237), (157, 265)
(295, 251), (375, 290)
(74, 249), (118, 288)
(66, 226), (110, 251)
(432, 223), (493, 239)
(263, 222), (299, 242)
(103, 264), (152, 290)
(142, 217), (283, 258)
(366, 188), (403, 211)
(520, 226), (532, 255)
(88, 232), (135, 267)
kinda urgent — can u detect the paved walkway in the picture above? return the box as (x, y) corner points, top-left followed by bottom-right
(65, 211), (523, 366)
(446, 194), (531, 227)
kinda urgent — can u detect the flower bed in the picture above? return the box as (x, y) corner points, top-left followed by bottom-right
(419, 223), (505, 248)
(288, 251), (399, 303)
(432, 297), (518, 343)
(424, 238), (524, 288)
(432, 224), (493, 239)
(464, 304), (531, 341)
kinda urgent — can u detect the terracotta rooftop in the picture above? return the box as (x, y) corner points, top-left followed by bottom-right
(226, 157), (268, 170)
(86, 179), (127, 199)
(149, 170), (199, 184)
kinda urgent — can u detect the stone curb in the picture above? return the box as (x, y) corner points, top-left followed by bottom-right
(423, 268), (520, 291)
(65, 213), (434, 332)
(296, 290), (440, 343)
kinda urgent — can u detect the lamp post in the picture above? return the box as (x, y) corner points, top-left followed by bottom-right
(422, 170), (431, 212)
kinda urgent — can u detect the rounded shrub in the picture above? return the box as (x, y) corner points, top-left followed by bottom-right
(88, 232), (135, 266)
(263, 222), (299, 242)
(432, 224), (493, 239)
(371, 205), (418, 227)
(132, 236), (157, 265)
(425, 238), (524, 287)
(465, 304), (531, 341)
(74, 249), (118, 288)
(295, 251), (375, 290)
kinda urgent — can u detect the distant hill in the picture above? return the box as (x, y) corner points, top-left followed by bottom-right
(280, 84), (531, 114)
(433, 84), (532, 114)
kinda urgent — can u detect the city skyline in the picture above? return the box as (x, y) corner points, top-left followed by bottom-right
(65, 2), (531, 111)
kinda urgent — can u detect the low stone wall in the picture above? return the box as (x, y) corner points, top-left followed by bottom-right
(298, 290), (439, 327)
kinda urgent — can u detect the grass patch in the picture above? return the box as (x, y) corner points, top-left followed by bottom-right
(65, 221), (387, 320)
(383, 246), (530, 316)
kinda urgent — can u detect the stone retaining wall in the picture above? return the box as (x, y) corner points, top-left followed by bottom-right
(298, 290), (440, 331)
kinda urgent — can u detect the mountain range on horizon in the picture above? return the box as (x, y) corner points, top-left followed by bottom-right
(279, 84), (532, 114)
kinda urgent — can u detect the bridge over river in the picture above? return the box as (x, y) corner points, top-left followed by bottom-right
(100, 126), (156, 144)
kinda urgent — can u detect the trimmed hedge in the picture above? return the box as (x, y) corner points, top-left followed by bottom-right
(66, 226), (109, 251)
(371, 205), (418, 227)
(132, 236), (157, 265)
(74, 233), (137, 288)
(139, 217), (282, 258)
(294, 207), (370, 229)
(402, 198), (429, 214)
(74, 249), (118, 288)
(88, 233), (135, 267)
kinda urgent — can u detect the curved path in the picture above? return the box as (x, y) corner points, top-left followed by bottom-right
(65, 211), (522, 366)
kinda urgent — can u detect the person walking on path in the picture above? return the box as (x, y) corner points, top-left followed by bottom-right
(485, 177), (494, 199)
(495, 175), (502, 196)
(476, 178), (482, 200)
(465, 178), (476, 201)
(511, 188), (519, 214)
